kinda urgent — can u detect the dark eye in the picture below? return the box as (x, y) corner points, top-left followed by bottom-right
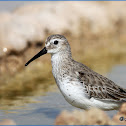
(54, 40), (58, 45)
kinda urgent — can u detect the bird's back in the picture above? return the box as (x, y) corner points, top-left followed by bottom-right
(72, 60), (126, 103)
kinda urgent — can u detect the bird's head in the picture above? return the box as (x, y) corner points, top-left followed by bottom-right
(25, 34), (71, 66)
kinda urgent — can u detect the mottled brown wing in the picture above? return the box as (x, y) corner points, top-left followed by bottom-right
(78, 71), (126, 102)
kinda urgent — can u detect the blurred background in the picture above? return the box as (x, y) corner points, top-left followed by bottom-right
(0, 1), (126, 125)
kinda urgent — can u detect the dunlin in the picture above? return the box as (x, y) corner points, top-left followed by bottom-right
(25, 34), (126, 110)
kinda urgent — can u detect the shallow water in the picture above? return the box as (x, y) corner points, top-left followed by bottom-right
(0, 65), (126, 125)
(0, 91), (75, 125)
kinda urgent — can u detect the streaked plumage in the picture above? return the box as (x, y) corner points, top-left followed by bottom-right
(25, 34), (126, 110)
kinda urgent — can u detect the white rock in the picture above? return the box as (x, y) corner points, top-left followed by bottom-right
(0, 2), (126, 57)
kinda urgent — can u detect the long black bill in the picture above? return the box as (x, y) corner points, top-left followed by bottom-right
(25, 47), (47, 66)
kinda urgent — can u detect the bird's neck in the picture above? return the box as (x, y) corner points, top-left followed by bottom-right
(51, 51), (72, 79)
(51, 51), (72, 64)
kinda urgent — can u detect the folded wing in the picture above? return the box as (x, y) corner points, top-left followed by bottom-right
(78, 71), (126, 102)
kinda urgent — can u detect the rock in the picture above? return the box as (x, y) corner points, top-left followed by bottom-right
(0, 1), (126, 68)
(119, 103), (126, 115)
(84, 108), (111, 125)
(55, 108), (116, 125)
(0, 1), (126, 75)
(0, 2), (126, 56)
(55, 110), (86, 125)
(0, 13), (43, 55)
(113, 103), (126, 125)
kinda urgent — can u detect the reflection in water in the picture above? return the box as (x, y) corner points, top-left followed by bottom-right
(0, 62), (55, 110)
(22, 107), (60, 119)
(0, 92), (77, 125)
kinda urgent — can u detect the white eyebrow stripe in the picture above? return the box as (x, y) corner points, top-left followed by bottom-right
(50, 38), (61, 43)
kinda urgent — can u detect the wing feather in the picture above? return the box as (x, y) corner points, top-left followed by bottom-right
(78, 70), (126, 102)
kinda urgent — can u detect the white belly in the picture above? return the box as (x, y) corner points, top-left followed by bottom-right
(57, 80), (121, 110)
(58, 80), (92, 109)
